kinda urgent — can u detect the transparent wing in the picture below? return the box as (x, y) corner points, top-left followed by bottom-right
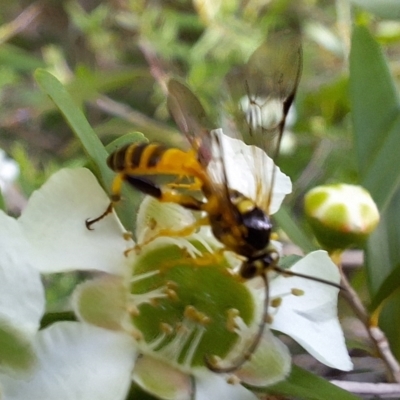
(225, 29), (302, 152)
(166, 79), (241, 224)
(223, 29), (302, 211)
(167, 79), (214, 166)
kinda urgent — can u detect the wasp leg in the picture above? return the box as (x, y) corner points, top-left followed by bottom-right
(124, 176), (213, 252)
(134, 215), (210, 254)
(85, 173), (125, 230)
(125, 176), (204, 211)
(166, 176), (203, 191)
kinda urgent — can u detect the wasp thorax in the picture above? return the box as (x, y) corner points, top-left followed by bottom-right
(241, 206), (272, 252)
(208, 191), (272, 258)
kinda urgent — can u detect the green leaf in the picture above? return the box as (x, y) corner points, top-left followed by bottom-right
(361, 114), (400, 212)
(34, 69), (112, 187)
(266, 365), (361, 400)
(366, 188), (400, 359)
(34, 69), (146, 231)
(378, 291), (400, 361)
(369, 261), (400, 312)
(349, 26), (400, 211)
(350, 26), (400, 361)
(0, 44), (45, 72)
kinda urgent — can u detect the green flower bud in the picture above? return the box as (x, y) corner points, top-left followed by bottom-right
(304, 184), (380, 251)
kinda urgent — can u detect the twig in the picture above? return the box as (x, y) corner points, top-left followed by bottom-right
(137, 39), (169, 95)
(339, 269), (400, 383)
(331, 380), (400, 398)
(0, 2), (42, 45)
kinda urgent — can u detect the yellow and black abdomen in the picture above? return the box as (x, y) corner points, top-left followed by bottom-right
(105, 142), (209, 211)
(107, 142), (204, 179)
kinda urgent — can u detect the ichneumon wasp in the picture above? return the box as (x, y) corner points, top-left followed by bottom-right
(86, 28), (342, 373)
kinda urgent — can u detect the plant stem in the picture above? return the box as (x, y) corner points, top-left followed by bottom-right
(335, 252), (400, 383)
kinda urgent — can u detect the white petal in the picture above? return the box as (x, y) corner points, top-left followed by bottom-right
(72, 276), (131, 332)
(235, 329), (291, 387)
(132, 355), (192, 400)
(0, 322), (137, 400)
(0, 212), (44, 335)
(194, 369), (258, 400)
(136, 196), (195, 245)
(269, 250), (353, 370)
(208, 130), (292, 213)
(18, 168), (132, 275)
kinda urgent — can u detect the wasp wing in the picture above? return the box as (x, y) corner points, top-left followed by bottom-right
(166, 79), (242, 226)
(223, 29), (302, 212)
(167, 79), (214, 166)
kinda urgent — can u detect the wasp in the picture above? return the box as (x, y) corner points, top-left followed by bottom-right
(86, 28), (342, 373)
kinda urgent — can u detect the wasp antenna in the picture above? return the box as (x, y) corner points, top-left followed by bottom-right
(204, 273), (270, 373)
(272, 265), (344, 291)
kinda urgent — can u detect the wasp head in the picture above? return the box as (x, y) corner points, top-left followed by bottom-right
(239, 249), (279, 280)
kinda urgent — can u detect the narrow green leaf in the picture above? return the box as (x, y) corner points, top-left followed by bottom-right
(378, 292), (400, 361)
(366, 188), (400, 294)
(0, 44), (44, 72)
(274, 205), (317, 253)
(34, 69), (112, 187)
(369, 262), (400, 312)
(34, 69), (145, 232)
(350, 26), (400, 212)
(361, 112), (400, 211)
(352, 26), (400, 360)
(349, 25), (399, 179)
(365, 188), (400, 359)
(266, 365), (361, 400)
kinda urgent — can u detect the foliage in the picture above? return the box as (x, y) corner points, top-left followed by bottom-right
(2, 0), (400, 399)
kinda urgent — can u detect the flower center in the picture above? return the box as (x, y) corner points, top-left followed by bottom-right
(130, 241), (255, 369)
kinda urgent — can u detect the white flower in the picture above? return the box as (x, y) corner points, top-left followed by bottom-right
(0, 169), (137, 399)
(0, 132), (352, 399)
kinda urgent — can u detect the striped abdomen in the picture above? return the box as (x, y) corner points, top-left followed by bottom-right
(107, 142), (205, 180)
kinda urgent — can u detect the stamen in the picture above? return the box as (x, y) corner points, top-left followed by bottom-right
(147, 332), (167, 351)
(226, 309), (240, 332)
(227, 375), (241, 385)
(127, 303), (140, 316)
(158, 323), (193, 363)
(147, 323), (174, 351)
(230, 312), (250, 337)
(130, 269), (159, 283)
(129, 286), (168, 306)
(184, 305), (210, 325)
(156, 237), (202, 258)
(271, 297), (282, 308)
(190, 232), (215, 254)
(291, 288), (305, 296)
(182, 325), (206, 367)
